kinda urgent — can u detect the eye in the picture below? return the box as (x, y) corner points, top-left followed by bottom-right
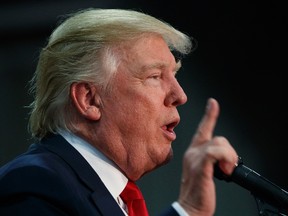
(144, 73), (162, 86)
(151, 75), (160, 80)
(148, 73), (161, 80)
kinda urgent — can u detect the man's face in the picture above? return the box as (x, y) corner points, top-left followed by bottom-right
(98, 34), (187, 180)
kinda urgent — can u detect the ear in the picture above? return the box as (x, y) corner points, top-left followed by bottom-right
(70, 82), (101, 121)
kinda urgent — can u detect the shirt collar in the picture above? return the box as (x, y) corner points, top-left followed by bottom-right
(58, 130), (128, 200)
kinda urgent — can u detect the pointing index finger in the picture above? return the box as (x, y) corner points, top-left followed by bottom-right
(192, 98), (220, 145)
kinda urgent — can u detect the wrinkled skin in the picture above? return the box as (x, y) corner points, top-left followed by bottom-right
(70, 34), (238, 216)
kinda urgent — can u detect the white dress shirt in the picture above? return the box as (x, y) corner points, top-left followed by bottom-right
(58, 130), (188, 216)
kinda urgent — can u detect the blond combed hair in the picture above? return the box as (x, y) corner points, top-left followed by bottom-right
(28, 8), (193, 139)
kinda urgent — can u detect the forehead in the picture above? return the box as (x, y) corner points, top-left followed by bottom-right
(117, 34), (178, 72)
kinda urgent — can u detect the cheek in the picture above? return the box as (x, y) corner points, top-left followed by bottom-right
(122, 98), (159, 127)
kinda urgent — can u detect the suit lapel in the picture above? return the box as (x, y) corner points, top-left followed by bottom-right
(40, 134), (125, 216)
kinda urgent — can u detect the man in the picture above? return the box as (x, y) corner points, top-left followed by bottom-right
(0, 8), (238, 215)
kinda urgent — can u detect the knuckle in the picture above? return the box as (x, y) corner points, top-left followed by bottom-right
(212, 136), (228, 146)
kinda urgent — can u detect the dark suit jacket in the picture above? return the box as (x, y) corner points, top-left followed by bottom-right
(0, 134), (179, 216)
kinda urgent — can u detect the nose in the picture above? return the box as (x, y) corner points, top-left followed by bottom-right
(164, 78), (187, 107)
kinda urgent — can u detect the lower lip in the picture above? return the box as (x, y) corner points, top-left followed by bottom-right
(162, 128), (176, 141)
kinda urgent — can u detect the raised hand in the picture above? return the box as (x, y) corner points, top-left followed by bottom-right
(178, 98), (238, 216)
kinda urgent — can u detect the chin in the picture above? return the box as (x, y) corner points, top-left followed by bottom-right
(141, 149), (174, 178)
(164, 148), (174, 164)
(157, 148), (174, 168)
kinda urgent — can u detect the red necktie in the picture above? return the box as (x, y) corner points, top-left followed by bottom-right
(120, 180), (149, 216)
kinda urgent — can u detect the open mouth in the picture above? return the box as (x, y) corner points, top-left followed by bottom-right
(161, 120), (179, 141)
(166, 121), (178, 132)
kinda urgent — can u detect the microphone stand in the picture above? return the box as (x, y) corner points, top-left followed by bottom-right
(214, 158), (288, 216)
(254, 197), (287, 216)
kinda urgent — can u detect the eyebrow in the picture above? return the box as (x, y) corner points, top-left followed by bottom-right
(141, 60), (182, 74)
(174, 61), (182, 75)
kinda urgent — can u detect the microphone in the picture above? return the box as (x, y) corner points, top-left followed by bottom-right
(214, 157), (288, 212)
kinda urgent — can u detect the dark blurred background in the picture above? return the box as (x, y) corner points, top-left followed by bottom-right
(0, 1), (286, 215)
